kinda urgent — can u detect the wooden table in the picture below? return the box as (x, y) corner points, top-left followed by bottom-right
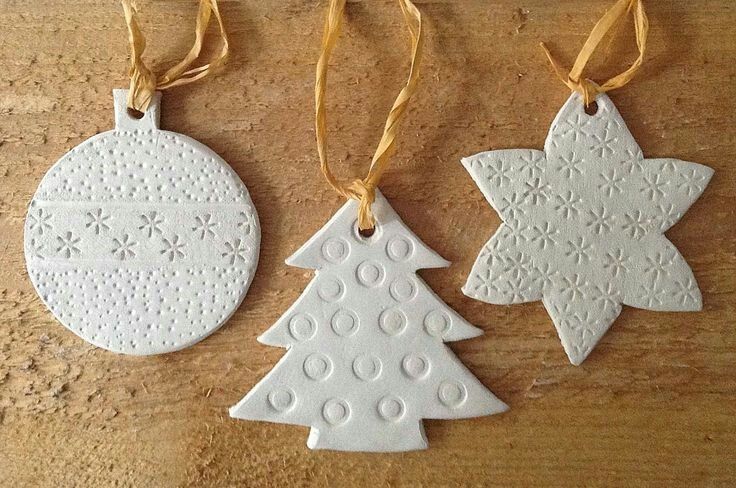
(1, 1), (734, 486)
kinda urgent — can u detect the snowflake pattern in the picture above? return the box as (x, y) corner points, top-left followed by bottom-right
(519, 151), (545, 178)
(603, 249), (630, 278)
(589, 131), (618, 158)
(621, 210), (650, 240)
(555, 152), (583, 177)
(524, 178), (550, 204)
(586, 207), (616, 235)
(56, 232), (81, 258)
(598, 168), (624, 197)
(26, 204), (259, 265)
(29, 208), (53, 235)
(530, 222), (559, 250)
(193, 214), (218, 239)
(222, 239), (250, 265)
(86, 208), (111, 234)
(22, 95), (261, 357)
(29, 238), (45, 259)
(112, 234), (138, 260)
(160, 235), (186, 262)
(237, 207), (255, 234)
(138, 211), (164, 238)
(483, 159), (512, 187)
(462, 92), (713, 365)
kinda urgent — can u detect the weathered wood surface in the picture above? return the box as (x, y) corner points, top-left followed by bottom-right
(0, 1), (734, 486)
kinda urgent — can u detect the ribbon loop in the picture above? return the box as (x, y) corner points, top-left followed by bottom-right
(540, 0), (649, 106)
(316, 0), (423, 230)
(347, 179), (377, 231)
(121, 0), (230, 112)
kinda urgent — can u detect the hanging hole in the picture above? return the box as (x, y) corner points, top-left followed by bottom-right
(127, 107), (145, 120)
(584, 101), (599, 116)
(353, 219), (380, 243)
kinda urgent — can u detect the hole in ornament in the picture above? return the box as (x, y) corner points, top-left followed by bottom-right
(353, 219), (381, 243)
(127, 107), (145, 120)
(584, 101), (598, 116)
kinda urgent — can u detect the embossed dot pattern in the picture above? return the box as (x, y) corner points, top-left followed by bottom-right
(424, 310), (452, 338)
(402, 353), (430, 379)
(317, 277), (345, 302)
(377, 395), (406, 422)
(379, 308), (407, 336)
(303, 353), (333, 381)
(352, 354), (382, 382)
(356, 260), (385, 287)
(462, 93), (713, 365)
(288, 313), (317, 342)
(24, 92), (260, 355)
(322, 399), (351, 426)
(321, 237), (349, 264)
(330, 309), (359, 337)
(386, 236), (414, 262)
(230, 191), (508, 452)
(389, 277), (418, 303)
(438, 381), (468, 408)
(268, 388), (296, 412)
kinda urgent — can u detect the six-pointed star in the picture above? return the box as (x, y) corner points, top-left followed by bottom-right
(462, 93), (713, 365)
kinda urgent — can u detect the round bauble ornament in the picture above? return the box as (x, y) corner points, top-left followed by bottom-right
(24, 90), (260, 355)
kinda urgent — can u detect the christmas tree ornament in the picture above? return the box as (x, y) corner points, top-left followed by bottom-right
(231, 0), (507, 452)
(462, 0), (713, 365)
(24, 0), (260, 355)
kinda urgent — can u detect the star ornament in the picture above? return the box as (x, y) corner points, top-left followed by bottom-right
(461, 93), (713, 365)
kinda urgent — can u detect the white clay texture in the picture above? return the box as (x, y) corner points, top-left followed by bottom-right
(462, 92), (713, 365)
(24, 90), (260, 355)
(230, 191), (507, 452)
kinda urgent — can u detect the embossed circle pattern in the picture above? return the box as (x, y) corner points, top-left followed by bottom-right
(317, 277), (346, 303)
(24, 122), (260, 355)
(356, 260), (385, 288)
(438, 380), (468, 408)
(352, 354), (383, 381)
(289, 313), (317, 342)
(331, 309), (359, 337)
(377, 395), (406, 422)
(322, 398), (351, 426)
(424, 310), (452, 338)
(321, 237), (350, 264)
(378, 308), (407, 336)
(268, 388), (296, 412)
(386, 236), (414, 262)
(303, 353), (333, 381)
(389, 277), (418, 303)
(402, 353), (430, 379)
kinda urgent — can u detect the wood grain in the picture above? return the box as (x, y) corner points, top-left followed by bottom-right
(1, 1), (734, 486)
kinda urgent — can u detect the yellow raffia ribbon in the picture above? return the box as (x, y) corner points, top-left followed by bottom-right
(540, 0), (649, 106)
(121, 0), (229, 112)
(316, 0), (423, 231)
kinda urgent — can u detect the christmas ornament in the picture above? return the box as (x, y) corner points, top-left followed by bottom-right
(24, 1), (260, 355)
(231, 0), (507, 451)
(461, 0), (713, 365)
(230, 191), (508, 451)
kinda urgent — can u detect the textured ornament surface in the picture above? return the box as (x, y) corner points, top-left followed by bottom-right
(462, 93), (713, 365)
(230, 191), (507, 452)
(24, 90), (260, 355)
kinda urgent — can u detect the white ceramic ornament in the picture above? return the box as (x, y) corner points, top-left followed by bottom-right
(462, 92), (713, 365)
(230, 191), (507, 452)
(24, 90), (260, 355)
